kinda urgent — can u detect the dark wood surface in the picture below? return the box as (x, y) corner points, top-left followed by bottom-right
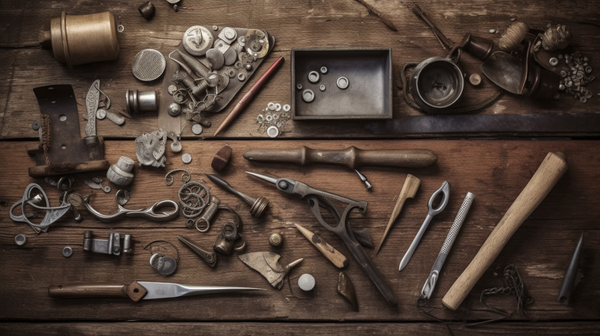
(1, 0), (599, 334)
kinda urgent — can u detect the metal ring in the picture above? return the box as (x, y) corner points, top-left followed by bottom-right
(194, 217), (210, 233)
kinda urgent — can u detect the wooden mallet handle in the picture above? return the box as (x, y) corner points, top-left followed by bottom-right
(442, 152), (568, 310)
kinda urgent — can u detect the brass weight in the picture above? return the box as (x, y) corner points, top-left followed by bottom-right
(39, 11), (119, 67)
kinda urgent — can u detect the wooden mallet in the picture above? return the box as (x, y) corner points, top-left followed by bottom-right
(442, 152), (568, 310)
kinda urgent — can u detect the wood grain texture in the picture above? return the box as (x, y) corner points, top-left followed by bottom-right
(0, 0), (599, 139)
(0, 139), (599, 322)
(1, 322), (600, 335)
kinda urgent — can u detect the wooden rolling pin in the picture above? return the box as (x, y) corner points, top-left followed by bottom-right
(243, 146), (437, 169)
(442, 152), (568, 310)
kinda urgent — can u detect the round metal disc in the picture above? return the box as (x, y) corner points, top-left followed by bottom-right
(244, 29), (269, 59)
(183, 25), (213, 57)
(132, 49), (166, 82)
(156, 255), (178, 276)
(62, 246), (73, 258)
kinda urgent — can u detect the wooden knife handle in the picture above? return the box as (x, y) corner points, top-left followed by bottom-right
(48, 281), (147, 302)
(48, 284), (129, 298)
(243, 146), (437, 169)
(442, 152), (568, 310)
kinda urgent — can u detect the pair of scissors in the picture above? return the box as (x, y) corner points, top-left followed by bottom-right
(73, 191), (179, 223)
(246, 171), (397, 306)
(399, 180), (451, 271)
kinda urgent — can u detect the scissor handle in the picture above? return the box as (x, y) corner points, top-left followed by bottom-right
(428, 181), (451, 216)
(133, 200), (180, 222)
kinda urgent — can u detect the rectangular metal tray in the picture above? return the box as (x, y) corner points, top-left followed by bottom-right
(291, 49), (392, 120)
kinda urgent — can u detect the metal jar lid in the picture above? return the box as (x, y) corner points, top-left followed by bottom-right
(132, 49), (166, 82)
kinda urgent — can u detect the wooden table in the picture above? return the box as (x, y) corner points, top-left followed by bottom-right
(1, 1), (599, 334)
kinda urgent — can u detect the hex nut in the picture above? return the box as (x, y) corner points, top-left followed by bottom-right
(107, 156), (135, 186)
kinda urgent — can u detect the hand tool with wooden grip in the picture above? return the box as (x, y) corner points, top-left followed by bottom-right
(243, 146), (437, 169)
(442, 152), (568, 310)
(48, 281), (263, 301)
(295, 223), (349, 268)
(375, 174), (421, 255)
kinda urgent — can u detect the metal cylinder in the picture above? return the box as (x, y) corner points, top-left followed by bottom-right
(138, 1), (156, 20)
(123, 234), (132, 254)
(126, 89), (158, 115)
(83, 230), (93, 251)
(40, 11), (120, 67)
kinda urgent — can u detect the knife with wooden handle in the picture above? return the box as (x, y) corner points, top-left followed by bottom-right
(243, 146), (437, 169)
(48, 281), (264, 302)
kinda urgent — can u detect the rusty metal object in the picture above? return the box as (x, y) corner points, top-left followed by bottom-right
(28, 85), (109, 177)
(205, 174), (269, 218)
(106, 156), (135, 186)
(243, 146), (437, 169)
(138, 1), (156, 20)
(268, 233), (284, 247)
(337, 272), (358, 311)
(211, 146), (232, 171)
(354, 0), (397, 31)
(213, 219), (245, 256)
(39, 11), (119, 67)
(239, 252), (303, 289)
(177, 235), (217, 268)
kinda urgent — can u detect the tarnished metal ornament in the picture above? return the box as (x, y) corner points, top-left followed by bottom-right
(239, 252), (303, 289)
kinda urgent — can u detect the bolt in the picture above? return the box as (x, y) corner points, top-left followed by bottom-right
(269, 233), (284, 247)
(204, 174), (269, 218)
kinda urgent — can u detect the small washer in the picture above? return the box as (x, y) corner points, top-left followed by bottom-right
(62, 246), (73, 258)
(96, 109), (107, 120)
(319, 84), (326, 92)
(298, 273), (316, 291)
(31, 121), (40, 131)
(469, 73), (482, 86)
(302, 89), (315, 103)
(283, 104), (291, 112)
(549, 57), (559, 67)
(267, 102), (276, 110)
(265, 114), (273, 122)
(296, 83), (303, 90)
(168, 85), (178, 95)
(257, 114), (264, 123)
(266, 126), (280, 138)
(337, 76), (349, 90)
(192, 123), (203, 135)
(308, 71), (320, 83)
(238, 73), (246, 81)
(15, 234), (26, 246)
(182, 153), (192, 164)
(320, 66), (328, 74)
(275, 103), (282, 111)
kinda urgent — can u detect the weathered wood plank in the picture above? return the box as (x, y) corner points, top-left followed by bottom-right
(1, 321), (600, 336)
(0, 0), (599, 139)
(0, 139), (598, 322)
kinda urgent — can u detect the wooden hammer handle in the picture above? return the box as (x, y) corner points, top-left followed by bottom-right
(442, 152), (568, 310)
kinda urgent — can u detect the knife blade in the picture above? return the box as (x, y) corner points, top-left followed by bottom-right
(48, 281), (264, 302)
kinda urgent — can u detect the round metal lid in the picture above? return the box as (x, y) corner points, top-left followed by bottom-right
(132, 49), (166, 82)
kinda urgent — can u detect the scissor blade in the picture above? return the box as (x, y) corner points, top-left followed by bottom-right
(137, 281), (265, 300)
(245, 171), (278, 184)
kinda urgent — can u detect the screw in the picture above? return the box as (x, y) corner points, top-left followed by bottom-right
(355, 169), (373, 190)
(204, 174), (269, 218)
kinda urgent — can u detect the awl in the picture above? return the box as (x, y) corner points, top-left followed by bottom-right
(243, 146), (437, 169)
(48, 281), (264, 301)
